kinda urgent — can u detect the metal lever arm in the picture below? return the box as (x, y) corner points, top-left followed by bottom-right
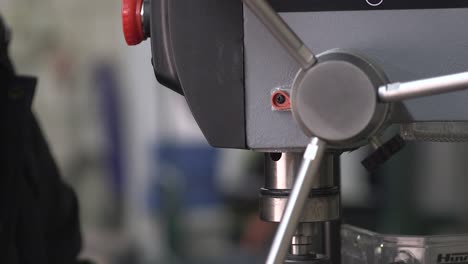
(241, 0), (316, 69)
(379, 71), (468, 102)
(266, 138), (327, 264)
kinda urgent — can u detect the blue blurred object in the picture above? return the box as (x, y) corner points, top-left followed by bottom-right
(94, 62), (126, 197)
(151, 142), (220, 209)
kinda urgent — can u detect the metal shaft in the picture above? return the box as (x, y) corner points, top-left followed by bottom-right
(241, 0), (316, 69)
(266, 138), (327, 264)
(379, 71), (468, 102)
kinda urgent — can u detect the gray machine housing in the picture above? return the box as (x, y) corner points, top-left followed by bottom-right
(245, 8), (468, 150)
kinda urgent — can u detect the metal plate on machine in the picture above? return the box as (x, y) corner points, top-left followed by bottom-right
(270, 0), (468, 12)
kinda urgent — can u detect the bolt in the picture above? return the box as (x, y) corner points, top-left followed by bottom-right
(275, 94), (286, 105)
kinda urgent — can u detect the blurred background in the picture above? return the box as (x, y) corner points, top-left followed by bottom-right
(3, 1), (468, 263)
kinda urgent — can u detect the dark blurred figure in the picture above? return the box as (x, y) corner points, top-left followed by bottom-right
(0, 15), (87, 264)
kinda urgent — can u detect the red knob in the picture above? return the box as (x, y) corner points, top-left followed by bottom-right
(122, 0), (144, 45)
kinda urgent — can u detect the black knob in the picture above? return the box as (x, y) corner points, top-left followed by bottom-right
(362, 135), (406, 172)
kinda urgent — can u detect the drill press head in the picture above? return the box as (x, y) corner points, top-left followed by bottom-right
(122, 0), (468, 151)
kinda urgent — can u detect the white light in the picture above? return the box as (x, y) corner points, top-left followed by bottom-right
(366, 0), (384, 7)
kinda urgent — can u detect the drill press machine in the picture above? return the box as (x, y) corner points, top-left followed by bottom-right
(122, 0), (468, 263)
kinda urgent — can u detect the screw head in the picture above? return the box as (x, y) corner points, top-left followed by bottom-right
(275, 94), (286, 105)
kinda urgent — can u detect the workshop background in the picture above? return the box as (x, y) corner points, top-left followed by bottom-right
(3, 0), (468, 263)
